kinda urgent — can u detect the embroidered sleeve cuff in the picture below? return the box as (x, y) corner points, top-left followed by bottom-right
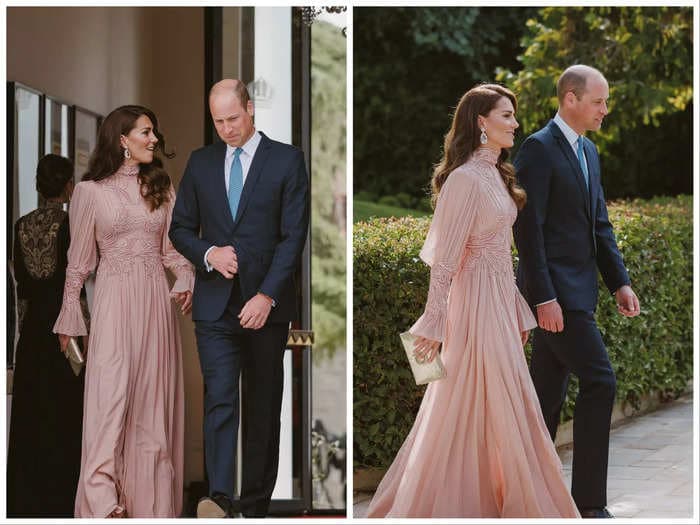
(53, 301), (88, 336)
(170, 266), (195, 295)
(408, 307), (446, 343)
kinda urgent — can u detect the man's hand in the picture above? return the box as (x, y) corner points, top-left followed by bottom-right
(207, 246), (237, 278)
(413, 336), (441, 363)
(172, 291), (193, 315)
(239, 293), (273, 330)
(615, 285), (640, 317)
(536, 300), (564, 333)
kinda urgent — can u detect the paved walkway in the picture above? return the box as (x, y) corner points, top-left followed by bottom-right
(353, 394), (695, 519)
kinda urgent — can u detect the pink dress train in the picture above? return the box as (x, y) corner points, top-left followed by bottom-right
(366, 148), (580, 518)
(54, 163), (194, 518)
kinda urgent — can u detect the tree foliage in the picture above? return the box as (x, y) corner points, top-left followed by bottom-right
(498, 6), (693, 197)
(353, 7), (536, 199)
(311, 20), (346, 358)
(354, 6), (693, 201)
(500, 7), (692, 134)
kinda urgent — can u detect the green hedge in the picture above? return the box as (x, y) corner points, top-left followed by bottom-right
(353, 195), (692, 470)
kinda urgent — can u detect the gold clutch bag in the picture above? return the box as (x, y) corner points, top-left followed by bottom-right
(399, 332), (446, 385)
(65, 337), (85, 376)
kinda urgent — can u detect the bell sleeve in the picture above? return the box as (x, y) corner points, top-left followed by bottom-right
(515, 288), (537, 332)
(161, 188), (195, 296)
(53, 182), (98, 336)
(409, 168), (480, 342)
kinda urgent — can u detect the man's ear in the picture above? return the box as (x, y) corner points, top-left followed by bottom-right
(247, 100), (255, 117)
(564, 91), (577, 108)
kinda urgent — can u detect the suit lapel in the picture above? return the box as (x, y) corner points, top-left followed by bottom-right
(209, 141), (235, 230)
(547, 121), (591, 219)
(233, 132), (272, 227)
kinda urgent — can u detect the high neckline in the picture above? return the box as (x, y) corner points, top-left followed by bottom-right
(116, 162), (140, 177)
(41, 200), (65, 210)
(472, 147), (500, 166)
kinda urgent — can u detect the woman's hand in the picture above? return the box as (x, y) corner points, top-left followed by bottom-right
(58, 333), (70, 353)
(172, 291), (193, 315)
(413, 336), (441, 363)
(521, 330), (529, 346)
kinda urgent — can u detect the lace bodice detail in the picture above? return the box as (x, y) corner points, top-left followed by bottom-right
(16, 202), (67, 280)
(54, 164), (194, 336)
(97, 166), (170, 279)
(411, 148), (527, 342)
(460, 150), (516, 277)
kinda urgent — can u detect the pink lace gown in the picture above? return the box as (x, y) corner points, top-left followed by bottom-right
(53, 163), (194, 518)
(366, 148), (580, 518)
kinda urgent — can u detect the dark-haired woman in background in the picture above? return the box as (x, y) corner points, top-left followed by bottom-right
(366, 85), (579, 518)
(54, 106), (194, 518)
(7, 154), (87, 517)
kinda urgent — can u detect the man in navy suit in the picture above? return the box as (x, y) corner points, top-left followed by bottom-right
(170, 79), (309, 518)
(513, 65), (640, 519)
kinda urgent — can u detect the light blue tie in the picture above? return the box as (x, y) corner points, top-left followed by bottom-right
(577, 136), (589, 188)
(228, 147), (243, 220)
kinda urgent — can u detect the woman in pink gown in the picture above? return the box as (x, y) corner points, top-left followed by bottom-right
(366, 85), (580, 518)
(54, 105), (194, 518)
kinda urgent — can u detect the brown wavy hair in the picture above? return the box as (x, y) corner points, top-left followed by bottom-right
(82, 105), (174, 210)
(431, 83), (526, 210)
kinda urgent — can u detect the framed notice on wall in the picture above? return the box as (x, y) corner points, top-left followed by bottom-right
(8, 82), (42, 226)
(73, 106), (102, 183)
(44, 96), (72, 158)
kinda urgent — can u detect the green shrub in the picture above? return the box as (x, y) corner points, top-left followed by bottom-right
(377, 195), (401, 207)
(394, 192), (416, 209)
(353, 195), (692, 469)
(415, 195), (433, 212)
(354, 199), (430, 223)
(355, 190), (378, 203)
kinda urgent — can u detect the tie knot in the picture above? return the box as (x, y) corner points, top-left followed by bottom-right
(577, 136), (584, 149)
(233, 147), (242, 159)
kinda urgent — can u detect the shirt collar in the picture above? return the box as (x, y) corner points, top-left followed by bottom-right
(226, 130), (261, 159)
(553, 112), (581, 147)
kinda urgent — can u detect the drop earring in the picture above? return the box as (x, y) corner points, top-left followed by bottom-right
(124, 148), (131, 160)
(480, 127), (488, 145)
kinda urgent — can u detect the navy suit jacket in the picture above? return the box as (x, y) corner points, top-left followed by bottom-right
(169, 132), (309, 322)
(513, 119), (630, 312)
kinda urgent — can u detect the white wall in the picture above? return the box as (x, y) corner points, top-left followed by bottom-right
(253, 7), (292, 144)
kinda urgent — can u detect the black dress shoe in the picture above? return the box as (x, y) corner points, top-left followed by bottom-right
(579, 507), (614, 518)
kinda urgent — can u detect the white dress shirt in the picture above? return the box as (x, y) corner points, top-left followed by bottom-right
(223, 130), (262, 192)
(553, 112), (587, 162)
(204, 130), (261, 271)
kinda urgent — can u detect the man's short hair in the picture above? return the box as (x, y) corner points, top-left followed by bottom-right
(209, 80), (250, 106)
(557, 65), (604, 103)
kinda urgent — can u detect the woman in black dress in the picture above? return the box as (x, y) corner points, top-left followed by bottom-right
(7, 154), (89, 517)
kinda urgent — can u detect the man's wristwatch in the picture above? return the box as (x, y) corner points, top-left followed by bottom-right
(259, 292), (276, 308)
